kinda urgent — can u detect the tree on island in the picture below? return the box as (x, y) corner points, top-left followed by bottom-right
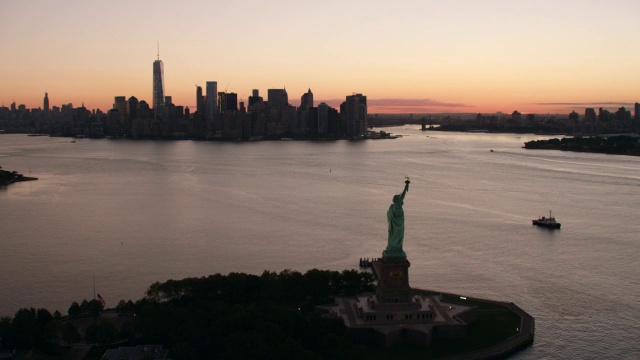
(135, 269), (376, 359)
(67, 298), (104, 316)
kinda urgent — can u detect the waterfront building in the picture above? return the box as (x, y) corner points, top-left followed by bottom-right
(152, 55), (165, 121)
(343, 93), (367, 137)
(584, 108), (596, 133)
(567, 111), (578, 132)
(598, 108), (610, 132)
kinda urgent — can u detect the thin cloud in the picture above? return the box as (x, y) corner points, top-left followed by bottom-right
(316, 98), (472, 109)
(368, 99), (471, 108)
(535, 102), (637, 107)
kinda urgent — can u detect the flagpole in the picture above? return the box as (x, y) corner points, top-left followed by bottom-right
(93, 276), (96, 300)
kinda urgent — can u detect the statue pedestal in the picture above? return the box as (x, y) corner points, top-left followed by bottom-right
(375, 256), (412, 304)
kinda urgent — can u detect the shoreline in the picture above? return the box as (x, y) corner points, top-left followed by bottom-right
(425, 290), (535, 360)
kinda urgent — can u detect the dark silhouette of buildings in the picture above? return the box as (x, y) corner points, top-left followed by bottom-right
(0, 53), (368, 139)
(10, 55), (639, 139)
(434, 105), (640, 135)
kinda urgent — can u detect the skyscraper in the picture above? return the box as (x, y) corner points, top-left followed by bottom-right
(248, 89), (263, 108)
(300, 89), (313, 109)
(43, 92), (49, 111)
(268, 88), (288, 109)
(217, 92), (227, 114)
(196, 86), (204, 114)
(127, 96), (138, 122)
(113, 96), (127, 124)
(318, 102), (329, 135)
(344, 94), (367, 137)
(217, 92), (238, 113)
(206, 81), (218, 121)
(226, 93), (238, 112)
(584, 108), (596, 132)
(634, 102), (640, 131)
(152, 51), (165, 120)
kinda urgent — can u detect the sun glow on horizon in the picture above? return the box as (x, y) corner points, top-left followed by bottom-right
(1, 0), (640, 115)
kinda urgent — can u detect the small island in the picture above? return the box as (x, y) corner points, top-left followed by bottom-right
(0, 270), (533, 360)
(0, 166), (38, 186)
(0, 180), (533, 360)
(524, 135), (640, 156)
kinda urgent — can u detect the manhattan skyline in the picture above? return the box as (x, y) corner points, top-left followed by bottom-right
(1, 0), (639, 114)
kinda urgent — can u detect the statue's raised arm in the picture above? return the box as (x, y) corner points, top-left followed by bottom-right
(400, 177), (410, 200)
(383, 178), (410, 258)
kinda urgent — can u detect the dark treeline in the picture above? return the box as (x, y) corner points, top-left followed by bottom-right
(1, 269), (377, 360)
(0, 299), (105, 356)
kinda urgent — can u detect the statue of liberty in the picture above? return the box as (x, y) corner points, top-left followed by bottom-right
(384, 178), (410, 258)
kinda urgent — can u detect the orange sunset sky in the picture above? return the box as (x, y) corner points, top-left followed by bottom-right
(1, 0), (639, 114)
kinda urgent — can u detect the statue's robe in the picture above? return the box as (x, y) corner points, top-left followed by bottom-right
(385, 198), (406, 257)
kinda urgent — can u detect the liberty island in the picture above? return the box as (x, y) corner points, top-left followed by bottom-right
(0, 174), (534, 359)
(324, 179), (534, 357)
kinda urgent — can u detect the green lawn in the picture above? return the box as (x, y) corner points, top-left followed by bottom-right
(364, 293), (523, 359)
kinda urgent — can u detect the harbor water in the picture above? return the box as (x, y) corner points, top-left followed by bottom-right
(1, 127), (639, 358)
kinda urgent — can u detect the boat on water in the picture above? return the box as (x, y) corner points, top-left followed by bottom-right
(532, 211), (561, 229)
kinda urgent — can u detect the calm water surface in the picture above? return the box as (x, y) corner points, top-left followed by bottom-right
(1, 128), (639, 359)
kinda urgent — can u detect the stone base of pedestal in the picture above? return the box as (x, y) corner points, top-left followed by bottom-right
(375, 256), (412, 304)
